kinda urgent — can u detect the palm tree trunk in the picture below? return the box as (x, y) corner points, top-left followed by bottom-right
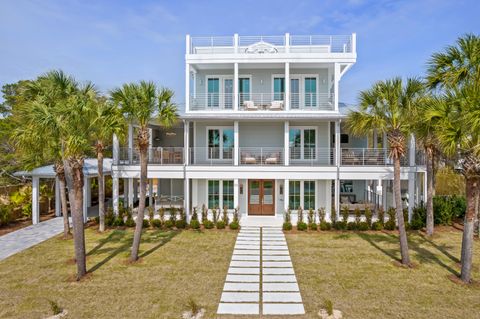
(426, 146), (434, 236)
(58, 173), (70, 238)
(130, 129), (149, 262)
(460, 176), (478, 283)
(97, 142), (105, 232)
(63, 158), (87, 280)
(394, 155), (411, 265)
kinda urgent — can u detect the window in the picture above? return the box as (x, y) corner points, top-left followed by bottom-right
(289, 181), (301, 209)
(208, 180), (220, 208)
(239, 77), (250, 105)
(207, 78), (219, 108)
(304, 181), (315, 210)
(304, 77), (317, 107)
(223, 180), (234, 209)
(207, 127), (234, 159)
(289, 127), (316, 160)
(273, 77), (285, 101)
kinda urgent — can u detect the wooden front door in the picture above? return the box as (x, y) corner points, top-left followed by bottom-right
(248, 180), (275, 216)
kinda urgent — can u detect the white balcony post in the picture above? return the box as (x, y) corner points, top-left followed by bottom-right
(186, 34), (191, 55)
(185, 63), (190, 112)
(113, 133), (119, 165)
(234, 121), (239, 165)
(149, 179), (153, 208)
(32, 176), (40, 224)
(234, 33), (239, 54)
(184, 178), (190, 222)
(128, 178), (134, 208)
(409, 134), (416, 166)
(284, 179), (289, 212)
(128, 124), (133, 164)
(351, 33), (357, 53)
(234, 178), (239, 210)
(407, 134), (416, 221)
(55, 177), (61, 217)
(184, 120), (189, 164)
(113, 175), (119, 215)
(83, 177), (90, 223)
(335, 121), (341, 166)
(285, 62), (290, 111)
(285, 33), (290, 54)
(334, 63), (340, 112)
(234, 62), (239, 110)
(284, 121), (289, 166)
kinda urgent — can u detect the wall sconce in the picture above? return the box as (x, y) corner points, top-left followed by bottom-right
(260, 79), (263, 85)
(166, 132), (176, 137)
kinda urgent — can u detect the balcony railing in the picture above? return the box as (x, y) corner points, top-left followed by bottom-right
(190, 92), (334, 111)
(340, 148), (417, 166)
(118, 147), (184, 165)
(289, 147), (334, 166)
(189, 34), (354, 54)
(240, 147), (284, 165)
(189, 147), (234, 165)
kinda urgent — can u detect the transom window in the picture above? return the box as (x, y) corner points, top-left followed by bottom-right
(207, 127), (234, 160)
(289, 127), (316, 160)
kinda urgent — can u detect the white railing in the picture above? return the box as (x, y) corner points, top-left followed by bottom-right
(189, 147), (234, 165)
(289, 147), (334, 166)
(190, 93), (234, 110)
(290, 93), (334, 110)
(239, 93), (285, 111)
(189, 34), (354, 54)
(239, 147), (284, 165)
(341, 148), (414, 166)
(118, 147), (184, 165)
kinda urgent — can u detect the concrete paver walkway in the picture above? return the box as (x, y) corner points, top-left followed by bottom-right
(0, 217), (64, 261)
(217, 226), (305, 316)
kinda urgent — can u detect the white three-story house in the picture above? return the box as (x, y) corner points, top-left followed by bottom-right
(111, 33), (427, 224)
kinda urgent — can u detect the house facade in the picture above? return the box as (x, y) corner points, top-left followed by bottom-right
(111, 33), (427, 224)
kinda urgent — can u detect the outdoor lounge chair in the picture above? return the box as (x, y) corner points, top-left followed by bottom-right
(243, 153), (257, 164)
(243, 100), (258, 111)
(268, 100), (284, 110)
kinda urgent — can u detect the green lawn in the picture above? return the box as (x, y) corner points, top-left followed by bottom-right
(0, 227), (479, 318)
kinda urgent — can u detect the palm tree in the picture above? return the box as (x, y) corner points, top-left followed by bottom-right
(426, 34), (480, 283)
(90, 97), (125, 232)
(346, 77), (425, 266)
(111, 82), (177, 262)
(13, 70), (96, 280)
(410, 95), (439, 236)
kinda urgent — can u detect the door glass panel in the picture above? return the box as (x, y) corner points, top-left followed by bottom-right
(249, 181), (260, 204)
(305, 77), (317, 108)
(289, 129), (301, 160)
(207, 78), (219, 108)
(222, 129), (234, 159)
(208, 129), (220, 159)
(273, 77), (284, 101)
(224, 79), (233, 109)
(263, 181), (273, 205)
(239, 78), (250, 105)
(290, 78), (300, 109)
(304, 129), (316, 159)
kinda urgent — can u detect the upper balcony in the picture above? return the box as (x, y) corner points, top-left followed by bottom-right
(186, 34), (356, 62)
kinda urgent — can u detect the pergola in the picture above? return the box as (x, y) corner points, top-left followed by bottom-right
(15, 158), (112, 224)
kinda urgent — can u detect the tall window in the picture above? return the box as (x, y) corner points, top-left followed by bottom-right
(304, 181), (316, 210)
(223, 180), (234, 209)
(305, 77), (317, 107)
(208, 180), (220, 208)
(289, 128), (316, 160)
(239, 78), (250, 105)
(207, 78), (220, 108)
(273, 77), (285, 101)
(207, 127), (234, 160)
(289, 181), (301, 209)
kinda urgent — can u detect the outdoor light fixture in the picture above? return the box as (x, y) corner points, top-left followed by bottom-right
(166, 132), (176, 137)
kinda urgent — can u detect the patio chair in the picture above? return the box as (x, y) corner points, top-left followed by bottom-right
(243, 153), (257, 164)
(268, 100), (284, 111)
(243, 100), (258, 111)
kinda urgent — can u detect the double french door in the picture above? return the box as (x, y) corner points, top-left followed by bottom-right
(248, 180), (275, 215)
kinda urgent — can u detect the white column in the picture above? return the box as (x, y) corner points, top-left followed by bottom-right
(113, 175), (119, 215)
(335, 121), (341, 216)
(113, 133), (119, 165)
(234, 62), (239, 110)
(285, 62), (290, 111)
(192, 179), (198, 209)
(128, 124), (133, 164)
(234, 178), (239, 210)
(128, 178), (134, 208)
(82, 177), (89, 223)
(123, 178), (129, 207)
(334, 63), (340, 112)
(55, 177), (61, 217)
(284, 121), (289, 166)
(185, 63), (190, 112)
(133, 178), (138, 201)
(408, 134), (416, 221)
(234, 33), (239, 54)
(149, 179), (153, 207)
(285, 33), (290, 54)
(184, 121), (189, 164)
(284, 179), (289, 212)
(382, 179), (388, 209)
(85, 177), (92, 207)
(334, 179), (340, 220)
(157, 178), (161, 202)
(184, 178), (190, 222)
(234, 121), (239, 165)
(351, 33), (357, 53)
(32, 176), (40, 224)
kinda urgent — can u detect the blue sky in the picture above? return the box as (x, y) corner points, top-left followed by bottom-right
(0, 0), (479, 105)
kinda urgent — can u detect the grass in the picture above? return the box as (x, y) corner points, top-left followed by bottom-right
(287, 230), (480, 319)
(0, 227), (237, 318)
(0, 227), (479, 318)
